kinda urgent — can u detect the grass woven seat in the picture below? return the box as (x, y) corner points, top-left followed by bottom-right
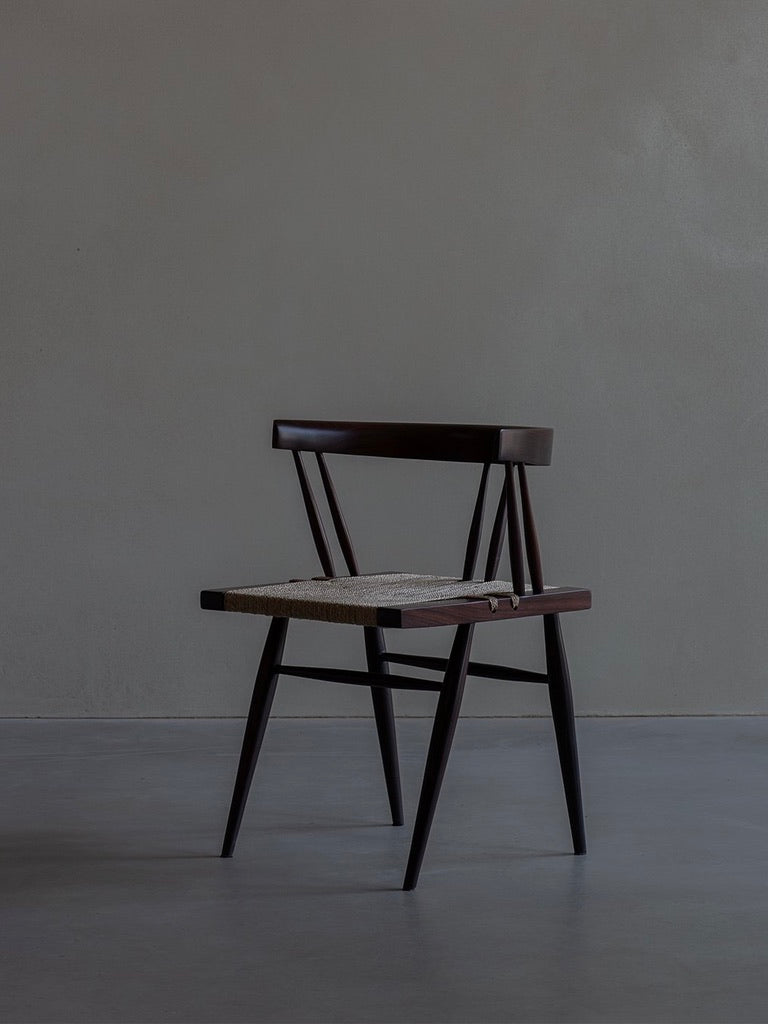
(204, 572), (520, 626)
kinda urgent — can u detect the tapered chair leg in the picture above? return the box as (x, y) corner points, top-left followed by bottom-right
(544, 613), (586, 855)
(365, 626), (404, 826)
(403, 623), (475, 891)
(221, 616), (289, 858)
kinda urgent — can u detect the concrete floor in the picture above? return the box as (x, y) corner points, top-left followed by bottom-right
(2, 717), (768, 1024)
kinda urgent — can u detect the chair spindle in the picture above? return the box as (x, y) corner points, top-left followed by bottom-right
(315, 452), (360, 576)
(483, 480), (508, 581)
(518, 463), (544, 593)
(292, 451), (336, 578)
(462, 463), (491, 581)
(505, 462), (526, 596)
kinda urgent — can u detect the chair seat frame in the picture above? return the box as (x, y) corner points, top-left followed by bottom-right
(201, 420), (591, 889)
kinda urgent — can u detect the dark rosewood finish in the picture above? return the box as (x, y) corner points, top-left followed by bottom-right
(274, 420), (553, 465)
(483, 481), (508, 581)
(292, 452), (335, 578)
(462, 463), (491, 580)
(518, 463), (544, 593)
(374, 587), (591, 629)
(505, 462), (526, 596)
(206, 419), (590, 889)
(544, 614), (586, 855)
(316, 452), (360, 576)
(221, 617), (288, 858)
(276, 664), (442, 692)
(403, 623), (475, 890)
(381, 651), (549, 685)
(365, 626), (404, 827)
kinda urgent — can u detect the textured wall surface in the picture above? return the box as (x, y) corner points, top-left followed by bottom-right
(3, 0), (767, 716)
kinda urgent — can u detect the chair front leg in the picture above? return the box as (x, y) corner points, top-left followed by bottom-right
(221, 616), (289, 857)
(364, 626), (404, 826)
(544, 613), (586, 855)
(403, 622), (475, 890)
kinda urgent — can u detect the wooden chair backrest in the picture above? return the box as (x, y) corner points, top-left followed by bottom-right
(272, 420), (553, 595)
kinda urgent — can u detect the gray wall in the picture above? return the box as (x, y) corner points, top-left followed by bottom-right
(3, 0), (767, 717)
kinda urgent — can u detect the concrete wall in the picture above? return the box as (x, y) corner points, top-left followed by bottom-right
(3, 0), (767, 717)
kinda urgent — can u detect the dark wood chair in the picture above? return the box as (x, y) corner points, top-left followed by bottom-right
(201, 420), (591, 889)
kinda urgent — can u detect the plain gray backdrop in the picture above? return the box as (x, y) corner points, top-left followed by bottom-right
(3, 0), (766, 717)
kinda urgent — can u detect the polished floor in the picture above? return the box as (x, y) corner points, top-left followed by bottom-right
(2, 717), (767, 1023)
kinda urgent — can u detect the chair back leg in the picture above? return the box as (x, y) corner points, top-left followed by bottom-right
(403, 623), (475, 890)
(221, 616), (289, 857)
(544, 613), (586, 855)
(365, 626), (404, 826)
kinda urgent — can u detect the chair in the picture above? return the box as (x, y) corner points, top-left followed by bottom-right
(201, 420), (591, 889)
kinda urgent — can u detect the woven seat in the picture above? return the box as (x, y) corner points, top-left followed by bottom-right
(206, 572), (520, 625)
(201, 420), (591, 889)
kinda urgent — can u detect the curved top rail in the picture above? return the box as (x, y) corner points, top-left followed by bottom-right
(273, 420), (553, 465)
